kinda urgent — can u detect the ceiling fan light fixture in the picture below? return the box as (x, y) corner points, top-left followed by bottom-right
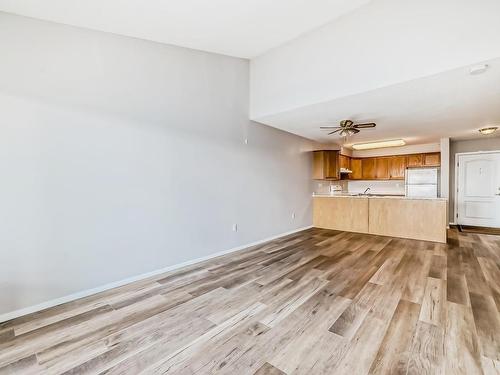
(340, 128), (357, 137)
(478, 126), (498, 135)
(352, 139), (406, 150)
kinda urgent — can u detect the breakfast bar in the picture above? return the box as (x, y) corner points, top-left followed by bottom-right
(313, 195), (448, 243)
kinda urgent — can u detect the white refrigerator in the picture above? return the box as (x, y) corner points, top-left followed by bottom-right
(405, 168), (440, 198)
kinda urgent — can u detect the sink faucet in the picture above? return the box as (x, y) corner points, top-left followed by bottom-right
(363, 187), (371, 195)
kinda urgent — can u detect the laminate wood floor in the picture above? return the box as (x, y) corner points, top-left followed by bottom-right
(1, 228), (500, 374)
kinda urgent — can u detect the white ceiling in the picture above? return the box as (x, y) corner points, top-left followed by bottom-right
(3, 0), (499, 148)
(254, 58), (500, 147)
(0, 0), (370, 58)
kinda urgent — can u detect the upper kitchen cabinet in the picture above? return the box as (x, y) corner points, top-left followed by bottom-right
(350, 158), (363, 179)
(361, 158), (376, 179)
(313, 152), (440, 181)
(339, 154), (351, 170)
(388, 156), (407, 179)
(407, 153), (441, 168)
(423, 152), (441, 166)
(312, 150), (339, 180)
(375, 157), (390, 179)
(407, 154), (424, 167)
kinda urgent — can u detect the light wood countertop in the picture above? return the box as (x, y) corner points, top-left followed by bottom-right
(313, 193), (447, 201)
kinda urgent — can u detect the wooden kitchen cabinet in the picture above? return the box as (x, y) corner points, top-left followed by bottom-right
(350, 158), (363, 179)
(313, 197), (369, 233)
(375, 157), (390, 179)
(389, 156), (407, 179)
(339, 154), (351, 170)
(361, 158), (376, 179)
(407, 153), (440, 168)
(314, 151), (439, 181)
(368, 198), (447, 243)
(312, 150), (339, 180)
(424, 152), (440, 166)
(407, 154), (424, 167)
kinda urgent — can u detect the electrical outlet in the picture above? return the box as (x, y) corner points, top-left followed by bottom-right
(232, 224), (238, 232)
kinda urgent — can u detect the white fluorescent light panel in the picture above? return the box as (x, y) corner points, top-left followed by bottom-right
(352, 139), (406, 150)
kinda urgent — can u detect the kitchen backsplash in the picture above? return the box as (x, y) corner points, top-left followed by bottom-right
(312, 180), (405, 195)
(347, 180), (405, 195)
(312, 180), (348, 195)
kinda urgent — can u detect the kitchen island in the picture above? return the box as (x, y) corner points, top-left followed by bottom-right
(313, 194), (448, 243)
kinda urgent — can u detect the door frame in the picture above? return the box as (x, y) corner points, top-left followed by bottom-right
(454, 150), (500, 225)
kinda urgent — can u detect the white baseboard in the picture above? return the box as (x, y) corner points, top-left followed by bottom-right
(0, 225), (313, 323)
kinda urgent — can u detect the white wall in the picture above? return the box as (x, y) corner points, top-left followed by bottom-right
(250, 0), (500, 119)
(0, 13), (314, 318)
(440, 138), (450, 202)
(449, 136), (500, 222)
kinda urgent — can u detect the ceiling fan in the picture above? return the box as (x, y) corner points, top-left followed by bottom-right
(320, 120), (376, 137)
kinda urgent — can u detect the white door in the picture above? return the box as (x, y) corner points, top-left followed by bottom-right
(457, 152), (500, 227)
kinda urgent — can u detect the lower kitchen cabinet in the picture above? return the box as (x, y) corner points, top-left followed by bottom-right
(368, 198), (447, 243)
(313, 196), (447, 243)
(313, 197), (369, 233)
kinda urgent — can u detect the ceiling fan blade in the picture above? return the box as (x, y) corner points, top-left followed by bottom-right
(353, 123), (376, 128)
(320, 126), (341, 129)
(328, 129), (343, 135)
(352, 128), (360, 133)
